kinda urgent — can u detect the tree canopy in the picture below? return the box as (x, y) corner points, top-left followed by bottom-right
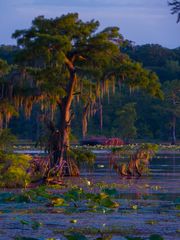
(0, 13), (163, 176)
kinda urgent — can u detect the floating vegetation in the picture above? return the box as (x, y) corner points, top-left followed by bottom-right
(0, 179), (178, 240)
(13, 233), (165, 240)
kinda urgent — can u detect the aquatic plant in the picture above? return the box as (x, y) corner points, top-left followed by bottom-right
(110, 143), (158, 177)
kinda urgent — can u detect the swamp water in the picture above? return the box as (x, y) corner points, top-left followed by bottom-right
(0, 152), (179, 240)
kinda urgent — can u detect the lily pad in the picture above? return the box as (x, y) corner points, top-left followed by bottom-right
(102, 188), (119, 197)
(64, 232), (88, 240)
(51, 197), (65, 207)
(149, 234), (164, 240)
(100, 198), (119, 208)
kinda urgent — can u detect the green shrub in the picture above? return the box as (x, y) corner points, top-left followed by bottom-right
(0, 151), (31, 188)
(0, 128), (17, 151)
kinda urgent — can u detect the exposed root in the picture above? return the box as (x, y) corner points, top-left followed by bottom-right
(30, 154), (80, 185)
(66, 157), (80, 176)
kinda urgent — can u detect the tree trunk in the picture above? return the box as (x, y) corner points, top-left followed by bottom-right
(58, 60), (76, 163)
(46, 57), (80, 177)
(58, 101), (71, 165)
(57, 99), (79, 176)
(56, 58), (79, 176)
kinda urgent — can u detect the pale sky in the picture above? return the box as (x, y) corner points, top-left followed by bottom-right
(0, 0), (179, 48)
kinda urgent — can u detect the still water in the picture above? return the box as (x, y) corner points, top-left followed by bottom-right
(0, 152), (179, 239)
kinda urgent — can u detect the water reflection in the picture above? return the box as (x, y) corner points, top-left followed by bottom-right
(79, 153), (180, 198)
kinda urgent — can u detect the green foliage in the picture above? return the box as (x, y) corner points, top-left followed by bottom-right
(163, 79), (180, 117)
(149, 234), (164, 240)
(21, 186), (51, 202)
(64, 232), (88, 240)
(5, 13), (162, 148)
(140, 143), (159, 154)
(102, 188), (119, 197)
(0, 17), (178, 144)
(111, 143), (158, 176)
(51, 197), (65, 207)
(1, 184), (121, 212)
(15, 217), (43, 230)
(111, 143), (158, 155)
(97, 193), (119, 208)
(0, 58), (9, 76)
(113, 103), (137, 140)
(0, 152), (31, 188)
(0, 128), (17, 151)
(0, 45), (18, 64)
(0, 129), (31, 188)
(1, 186), (51, 203)
(12, 13), (122, 99)
(123, 44), (179, 71)
(69, 148), (96, 166)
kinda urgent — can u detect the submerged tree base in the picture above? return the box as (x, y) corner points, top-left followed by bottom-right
(110, 144), (158, 177)
(30, 154), (80, 186)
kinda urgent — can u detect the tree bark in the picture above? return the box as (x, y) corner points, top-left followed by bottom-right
(46, 57), (80, 177)
(58, 101), (71, 164)
(58, 58), (77, 166)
